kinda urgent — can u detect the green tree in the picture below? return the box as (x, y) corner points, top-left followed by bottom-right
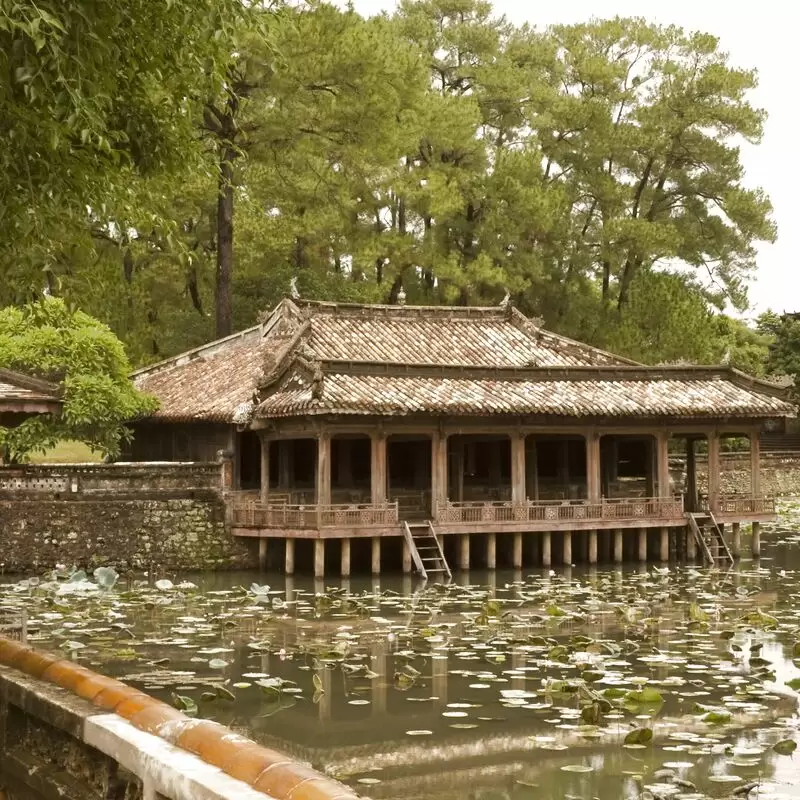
(0, 0), (249, 301)
(757, 311), (800, 389)
(0, 298), (156, 461)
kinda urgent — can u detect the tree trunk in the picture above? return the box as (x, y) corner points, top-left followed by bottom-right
(215, 144), (235, 339)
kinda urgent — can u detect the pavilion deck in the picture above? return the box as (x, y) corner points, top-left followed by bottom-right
(230, 492), (775, 539)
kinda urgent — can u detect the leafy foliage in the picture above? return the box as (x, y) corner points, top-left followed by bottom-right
(0, 298), (157, 461)
(0, 0), (779, 372)
(758, 312), (800, 390)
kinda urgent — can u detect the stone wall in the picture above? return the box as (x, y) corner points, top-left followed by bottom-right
(671, 453), (800, 497)
(0, 497), (253, 573)
(0, 463), (254, 573)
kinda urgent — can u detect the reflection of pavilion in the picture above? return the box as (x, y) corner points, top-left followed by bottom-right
(130, 299), (793, 575)
(210, 605), (795, 800)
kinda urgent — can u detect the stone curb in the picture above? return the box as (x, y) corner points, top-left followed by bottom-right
(0, 637), (359, 800)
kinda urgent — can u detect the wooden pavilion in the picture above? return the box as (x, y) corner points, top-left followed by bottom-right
(0, 369), (61, 429)
(131, 299), (795, 575)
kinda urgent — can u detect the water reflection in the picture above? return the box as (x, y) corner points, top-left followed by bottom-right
(8, 518), (800, 798)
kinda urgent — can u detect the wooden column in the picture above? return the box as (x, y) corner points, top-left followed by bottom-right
(613, 529), (623, 563)
(707, 430), (720, 512)
(750, 431), (761, 498)
(731, 522), (741, 559)
(513, 532), (523, 568)
(659, 527), (669, 562)
(486, 533), (496, 569)
(588, 530), (598, 564)
(316, 434), (331, 505)
(752, 522), (761, 558)
(341, 538), (351, 577)
(258, 538), (268, 570)
(656, 431), (670, 497)
(562, 531), (572, 565)
(314, 539), (325, 578)
(638, 528), (647, 562)
(402, 538), (412, 573)
(371, 433), (387, 504)
(459, 534), (470, 570)
(371, 537), (381, 574)
(541, 532), (551, 567)
(686, 525), (696, 560)
(259, 435), (270, 504)
(511, 433), (526, 504)
(285, 538), (295, 574)
(585, 431), (601, 504)
(431, 431), (448, 519)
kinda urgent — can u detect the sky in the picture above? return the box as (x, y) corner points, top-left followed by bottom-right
(347, 0), (797, 321)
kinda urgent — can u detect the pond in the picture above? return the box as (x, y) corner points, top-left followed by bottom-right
(5, 512), (800, 799)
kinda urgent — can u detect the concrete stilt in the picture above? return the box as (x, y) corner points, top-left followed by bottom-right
(562, 531), (572, 565)
(459, 534), (470, 570)
(686, 526), (696, 561)
(588, 530), (598, 564)
(258, 538), (268, 571)
(402, 538), (412, 573)
(487, 533), (497, 569)
(638, 528), (647, 562)
(541, 531), (551, 567)
(285, 538), (295, 574)
(341, 538), (351, 577)
(613, 529), (623, 563)
(513, 532), (523, 568)
(752, 521), (761, 558)
(314, 539), (325, 578)
(731, 522), (741, 559)
(371, 537), (381, 574)
(659, 527), (669, 562)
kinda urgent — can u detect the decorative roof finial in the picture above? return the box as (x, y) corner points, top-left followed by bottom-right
(397, 286), (406, 306)
(289, 276), (300, 300)
(721, 347), (731, 365)
(499, 289), (511, 309)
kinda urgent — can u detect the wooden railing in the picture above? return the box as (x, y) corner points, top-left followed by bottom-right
(699, 494), (776, 515)
(436, 496), (685, 525)
(231, 498), (399, 529)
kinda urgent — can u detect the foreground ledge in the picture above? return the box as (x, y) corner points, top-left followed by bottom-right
(0, 637), (358, 800)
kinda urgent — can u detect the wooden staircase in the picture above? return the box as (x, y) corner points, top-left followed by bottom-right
(402, 521), (451, 581)
(686, 511), (733, 565)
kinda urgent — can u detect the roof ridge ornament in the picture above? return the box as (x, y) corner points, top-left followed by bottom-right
(397, 286), (406, 306)
(289, 276), (300, 300)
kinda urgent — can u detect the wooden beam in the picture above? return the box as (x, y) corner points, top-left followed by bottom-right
(371, 433), (387, 504)
(588, 530), (597, 564)
(341, 538), (351, 577)
(285, 538), (295, 574)
(707, 431), (720, 512)
(585, 431), (601, 503)
(750, 432), (761, 496)
(259, 434), (270, 504)
(511, 433), (526, 504)
(486, 533), (496, 569)
(317, 434), (331, 506)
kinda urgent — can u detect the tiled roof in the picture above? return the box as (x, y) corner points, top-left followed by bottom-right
(257, 369), (794, 419)
(0, 369), (61, 406)
(132, 299), (795, 423)
(133, 328), (269, 422)
(304, 303), (632, 367)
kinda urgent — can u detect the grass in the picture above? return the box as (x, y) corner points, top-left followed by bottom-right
(29, 440), (103, 464)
